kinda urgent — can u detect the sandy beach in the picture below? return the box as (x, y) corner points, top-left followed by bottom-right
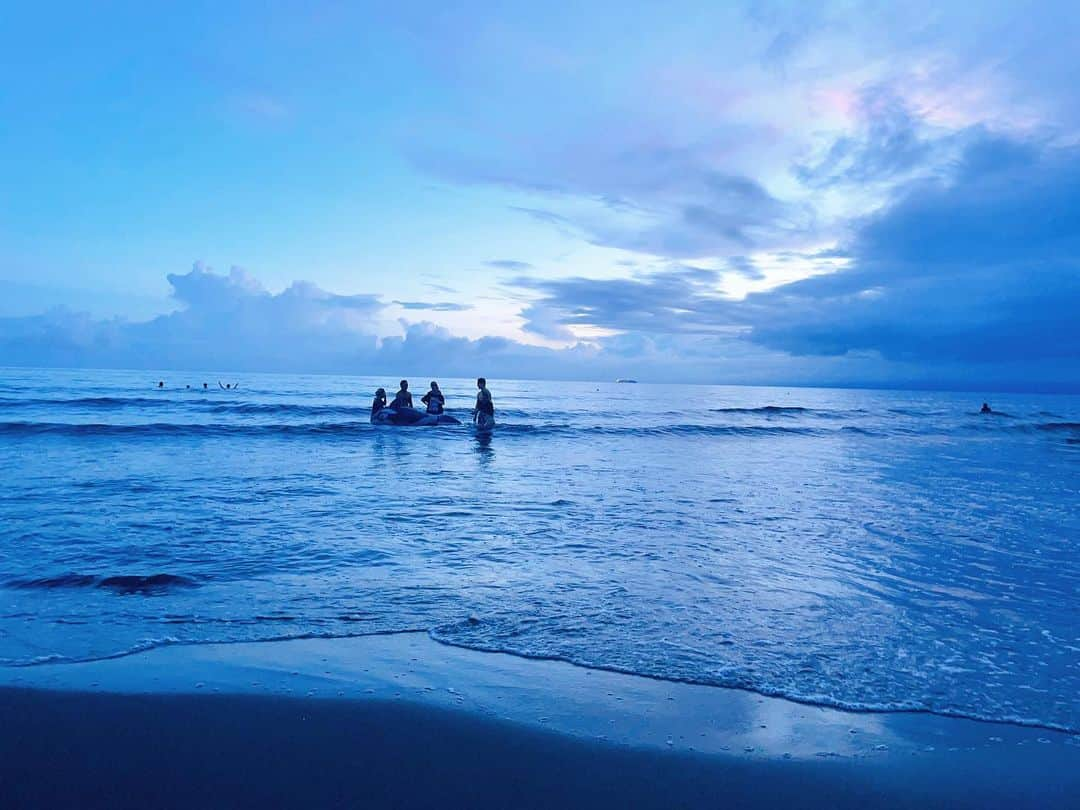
(2, 633), (1076, 808)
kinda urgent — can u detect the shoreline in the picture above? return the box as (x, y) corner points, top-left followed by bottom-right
(2, 633), (1077, 808)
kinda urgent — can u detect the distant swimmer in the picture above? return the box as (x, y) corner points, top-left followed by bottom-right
(218, 382), (239, 390)
(981, 402), (993, 414)
(371, 387), (388, 419)
(473, 377), (495, 430)
(390, 380), (413, 409)
(421, 381), (445, 415)
(203, 383), (208, 390)
(157, 381), (164, 388)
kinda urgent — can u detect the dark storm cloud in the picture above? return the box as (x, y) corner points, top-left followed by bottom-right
(749, 134), (1080, 367)
(506, 132), (1080, 387)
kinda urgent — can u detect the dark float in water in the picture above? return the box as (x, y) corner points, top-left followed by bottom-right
(371, 407), (461, 426)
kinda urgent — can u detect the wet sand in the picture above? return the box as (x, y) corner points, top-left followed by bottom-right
(1, 633), (1076, 808)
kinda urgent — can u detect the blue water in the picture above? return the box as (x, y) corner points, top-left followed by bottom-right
(1, 368), (1077, 731)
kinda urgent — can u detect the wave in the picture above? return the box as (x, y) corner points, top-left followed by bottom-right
(432, 630), (1080, 738)
(709, 405), (809, 414)
(0, 397), (559, 423)
(1, 626), (1073, 735)
(0, 420), (833, 440)
(0, 421), (375, 438)
(1037, 421), (1080, 432)
(493, 423), (830, 438)
(0, 396), (170, 409)
(427, 629), (1079, 735)
(5, 573), (199, 594)
(0, 396), (373, 418)
(208, 402), (363, 416)
(1, 416), (1076, 441)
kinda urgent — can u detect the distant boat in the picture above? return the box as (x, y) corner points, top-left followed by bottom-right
(615, 378), (638, 383)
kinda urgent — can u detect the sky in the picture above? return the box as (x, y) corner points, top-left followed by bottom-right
(1, 1), (1078, 390)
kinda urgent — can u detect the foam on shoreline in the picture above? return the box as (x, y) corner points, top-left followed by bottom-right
(1, 632), (1078, 808)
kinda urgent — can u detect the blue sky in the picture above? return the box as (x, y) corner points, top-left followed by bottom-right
(1, 1), (1078, 389)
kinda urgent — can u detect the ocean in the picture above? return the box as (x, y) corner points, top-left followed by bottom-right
(1, 367), (1077, 732)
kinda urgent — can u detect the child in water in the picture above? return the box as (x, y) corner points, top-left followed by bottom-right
(371, 388), (387, 419)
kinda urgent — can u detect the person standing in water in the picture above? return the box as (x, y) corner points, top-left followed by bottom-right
(390, 380), (413, 409)
(473, 377), (494, 430)
(371, 388), (388, 419)
(421, 381), (445, 415)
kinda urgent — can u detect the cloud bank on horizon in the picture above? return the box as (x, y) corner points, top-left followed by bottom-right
(0, 1), (1078, 390)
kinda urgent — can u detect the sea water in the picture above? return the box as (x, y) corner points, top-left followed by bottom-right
(0, 368), (1077, 732)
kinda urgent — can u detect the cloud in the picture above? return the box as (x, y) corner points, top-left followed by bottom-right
(419, 141), (810, 259)
(0, 264), (868, 386)
(392, 300), (473, 312)
(398, 0), (1080, 276)
(2, 118), (1076, 392)
(795, 86), (957, 189)
(512, 265), (738, 338)
(0, 264), (646, 380)
(498, 131), (1080, 390)
(745, 133), (1080, 372)
(724, 256), (766, 280)
(484, 259), (534, 271)
(424, 282), (460, 294)
(0, 264), (384, 374)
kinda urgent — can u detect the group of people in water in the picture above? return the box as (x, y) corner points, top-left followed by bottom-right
(372, 377), (495, 428)
(153, 375), (493, 428)
(156, 377), (996, 427)
(156, 381), (239, 390)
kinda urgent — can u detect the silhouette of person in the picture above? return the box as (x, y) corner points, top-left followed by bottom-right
(421, 381), (445, 415)
(371, 388), (388, 418)
(473, 377), (494, 429)
(391, 380), (413, 409)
